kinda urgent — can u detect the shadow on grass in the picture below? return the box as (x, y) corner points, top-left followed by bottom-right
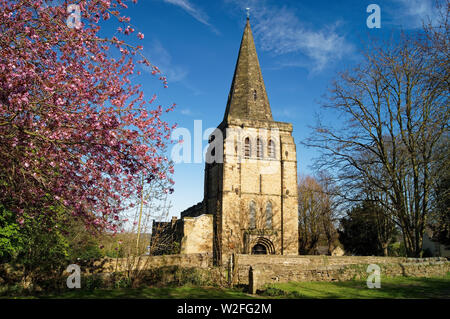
(5, 274), (450, 299)
(40, 285), (256, 299)
(259, 275), (450, 299)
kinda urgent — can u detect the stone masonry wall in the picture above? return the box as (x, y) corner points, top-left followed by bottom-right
(92, 253), (214, 273)
(235, 255), (450, 290)
(180, 214), (213, 254)
(86, 254), (449, 291)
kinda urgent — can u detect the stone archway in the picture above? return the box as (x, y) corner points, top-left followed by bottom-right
(250, 237), (275, 255)
(251, 243), (267, 254)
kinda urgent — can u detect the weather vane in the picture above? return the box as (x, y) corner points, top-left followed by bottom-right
(246, 7), (250, 19)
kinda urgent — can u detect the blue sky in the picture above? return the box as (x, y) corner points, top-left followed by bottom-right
(114, 0), (440, 218)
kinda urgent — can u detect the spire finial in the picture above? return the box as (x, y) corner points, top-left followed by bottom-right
(246, 7), (250, 20)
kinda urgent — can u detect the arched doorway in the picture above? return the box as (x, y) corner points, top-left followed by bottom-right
(245, 236), (276, 255)
(251, 243), (267, 255)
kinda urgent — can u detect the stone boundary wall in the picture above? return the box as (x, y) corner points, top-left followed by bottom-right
(91, 253), (213, 273)
(94, 253), (448, 274)
(236, 254), (411, 268)
(83, 254), (449, 290)
(240, 257), (450, 292)
(233, 255), (449, 285)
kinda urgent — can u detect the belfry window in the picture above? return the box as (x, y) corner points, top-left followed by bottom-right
(253, 89), (257, 101)
(256, 138), (263, 158)
(265, 202), (273, 229)
(268, 139), (276, 158)
(249, 201), (256, 229)
(244, 137), (251, 158)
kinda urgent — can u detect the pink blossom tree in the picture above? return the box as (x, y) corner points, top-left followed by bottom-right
(0, 0), (175, 233)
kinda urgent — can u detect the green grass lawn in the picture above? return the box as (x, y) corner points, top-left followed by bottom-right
(19, 285), (256, 299)
(4, 274), (450, 299)
(259, 274), (450, 299)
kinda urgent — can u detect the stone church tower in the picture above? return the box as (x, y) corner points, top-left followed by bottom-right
(204, 18), (299, 262)
(151, 18), (298, 263)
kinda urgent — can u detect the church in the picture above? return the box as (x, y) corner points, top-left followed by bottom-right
(151, 18), (299, 264)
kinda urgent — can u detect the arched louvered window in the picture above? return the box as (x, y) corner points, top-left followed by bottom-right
(253, 89), (257, 101)
(244, 137), (251, 158)
(249, 201), (256, 229)
(265, 202), (273, 228)
(256, 138), (263, 158)
(268, 139), (276, 158)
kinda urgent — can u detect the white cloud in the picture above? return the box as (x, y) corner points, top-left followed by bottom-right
(180, 108), (192, 115)
(227, 1), (354, 72)
(273, 107), (297, 119)
(163, 0), (219, 34)
(145, 40), (204, 95)
(393, 0), (441, 28)
(147, 39), (188, 83)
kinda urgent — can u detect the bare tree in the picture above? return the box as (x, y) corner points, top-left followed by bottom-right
(305, 6), (449, 256)
(368, 191), (398, 256)
(298, 176), (322, 254)
(317, 172), (341, 255)
(298, 175), (339, 255)
(109, 161), (173, 287)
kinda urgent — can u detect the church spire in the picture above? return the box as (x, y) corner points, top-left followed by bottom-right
(223, 18), (273, 122)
